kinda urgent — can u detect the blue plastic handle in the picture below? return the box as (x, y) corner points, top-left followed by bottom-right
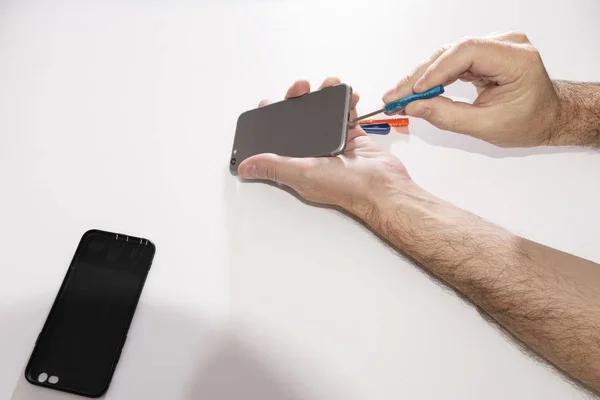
(384, 85), (445, 114)
(360, 123), (391, 135)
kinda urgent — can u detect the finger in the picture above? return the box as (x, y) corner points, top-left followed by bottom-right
(486, 30), (530, 45)
(347, 92), (368, 141)
(413, 39), (519, 93)
(351, 92), (360, 109)
(347, 125), (367, 141)
(404, 96), (496, 137)
(473, 79), (491, 95)
(382, 46), (448, 103)
(319, 76), (341, 89)
(285, 80), (311, 99)
(349, 92), (361, 121)
(459, 71), (478, 81)
(238, 153), (313, 187)
(484, 31), (504, 39)
(258, 99), (271, 107)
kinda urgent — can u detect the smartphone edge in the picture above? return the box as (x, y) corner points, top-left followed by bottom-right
(331, 83), (352, 156)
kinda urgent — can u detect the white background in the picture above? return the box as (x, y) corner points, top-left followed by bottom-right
(1, 0), (599, 399)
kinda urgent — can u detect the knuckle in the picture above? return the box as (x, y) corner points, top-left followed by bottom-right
(457, 36), (478, 49)
(459, 36), (476, 43)
(527, 46), (541, 58)
(433, 45), (451, 58)
(395, 74), (412, 89)
(520, 45), (542, 63)
(430, 45), (450, 61)
(454, 39), (473, 54)
(512, 31), (529, 42)
(501, 30), (529, 44)
(264, 163), (278, 182)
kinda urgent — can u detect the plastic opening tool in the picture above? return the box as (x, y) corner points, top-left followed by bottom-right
(360, 123), (391, 135)
(358, 118), (409, 127)
(351, 85), (444, 124)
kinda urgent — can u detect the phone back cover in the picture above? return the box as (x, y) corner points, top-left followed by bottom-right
(24, 229), (155, 397)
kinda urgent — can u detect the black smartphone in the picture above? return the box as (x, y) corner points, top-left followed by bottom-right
(24, 229), (155, 398)
(229, 83), (353, 175)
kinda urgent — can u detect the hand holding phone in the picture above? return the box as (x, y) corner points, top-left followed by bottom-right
(235, 78), (411, 215)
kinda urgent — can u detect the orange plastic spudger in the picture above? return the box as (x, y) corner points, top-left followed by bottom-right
(358, 118), (409, 127)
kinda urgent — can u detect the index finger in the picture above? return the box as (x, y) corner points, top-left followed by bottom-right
(413, 38), (518, 93)
(382, 46), (447, 103)
(285, 80), (311, 99)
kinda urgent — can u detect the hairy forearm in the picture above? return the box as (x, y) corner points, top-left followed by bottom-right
(362, 184), (600, 391)
(552, 81), (600, 147)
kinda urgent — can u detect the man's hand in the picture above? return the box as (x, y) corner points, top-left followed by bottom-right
(383, 32), (561, 148)
(238, 77), (412, 216)
(236, 73), (600, 393)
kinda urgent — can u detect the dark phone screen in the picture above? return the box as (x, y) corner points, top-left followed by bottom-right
(230, 84), (352, 174)
(25, 230), (155, 397)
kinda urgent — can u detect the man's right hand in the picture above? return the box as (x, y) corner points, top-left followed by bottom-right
(383, 32), (561, 148)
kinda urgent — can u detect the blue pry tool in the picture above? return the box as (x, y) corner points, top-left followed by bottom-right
(359, 123), (391, 135)
(351, 85), (444, 123)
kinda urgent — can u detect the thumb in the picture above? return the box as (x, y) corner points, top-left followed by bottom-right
(238, 153), (307, 186)
(404, 96), (495, 137)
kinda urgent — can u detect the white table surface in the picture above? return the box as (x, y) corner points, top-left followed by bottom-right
(1, 0), (599, 399)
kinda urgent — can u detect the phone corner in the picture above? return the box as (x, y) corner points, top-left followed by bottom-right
(235, 108), (253, 129)
(23, 366), (35, 385)
(331, 139), (347, 156)
(144, 239), (157, 255)
(339, 82), (352, 92)
(23, 366), (46, 391)
(228, 146), (241, 175)
(229, 162), (240, 177)
(88, 386), (110, 398)
(81, 229), (102, 239)
(83, 380), (113, 398)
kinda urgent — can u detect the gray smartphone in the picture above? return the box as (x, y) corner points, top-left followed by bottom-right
(229, 83), (353, 175)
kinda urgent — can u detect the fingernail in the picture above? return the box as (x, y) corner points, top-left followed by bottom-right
(413, 77), (425, 92)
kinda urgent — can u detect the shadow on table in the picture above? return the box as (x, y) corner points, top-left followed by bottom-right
(183, 333), (305, 400)
(6, 299), (306, 400)
(410, 126), (591, 158)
